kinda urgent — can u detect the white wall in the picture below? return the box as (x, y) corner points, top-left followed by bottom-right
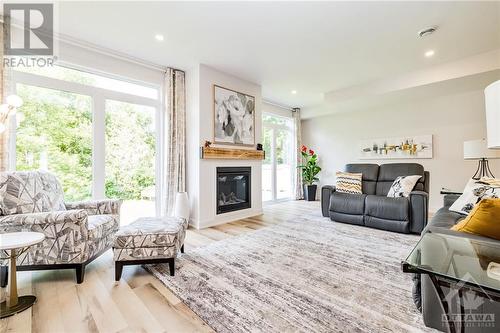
(302, 88), (500, 212)
(187, 64), (263, 229)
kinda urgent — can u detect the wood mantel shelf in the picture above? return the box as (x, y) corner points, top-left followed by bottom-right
(200, 147), (265, 160)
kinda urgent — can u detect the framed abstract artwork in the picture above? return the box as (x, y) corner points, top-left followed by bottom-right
(359, 135), (433, 159)
(213, 85), (255, 146)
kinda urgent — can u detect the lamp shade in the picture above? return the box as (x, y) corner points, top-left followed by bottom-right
(173, 192), (190, 221)
(485, 80), (500, 148)
(464, 139), (500, 160)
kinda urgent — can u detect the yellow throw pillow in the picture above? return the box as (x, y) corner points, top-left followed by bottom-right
(451, 198), (500, 240)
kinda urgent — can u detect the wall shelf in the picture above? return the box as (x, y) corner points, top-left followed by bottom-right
(200, 147), (265, 160)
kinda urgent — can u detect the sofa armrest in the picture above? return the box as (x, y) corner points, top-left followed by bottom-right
(443, 194), (460, 208)
(0, 210), (90, 266)
(66, 199), (122, 216)
(0, 209), (88, 235)
(409, 191), (428, 234)
(321, 185), (336, 217)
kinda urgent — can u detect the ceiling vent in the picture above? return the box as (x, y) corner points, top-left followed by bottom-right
(418, 26), (438, 38)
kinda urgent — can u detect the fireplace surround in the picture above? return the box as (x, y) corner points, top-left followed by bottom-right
(216, 167), (251, 214)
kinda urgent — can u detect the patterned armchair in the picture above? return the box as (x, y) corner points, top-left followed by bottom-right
(0, 171), (121, 284)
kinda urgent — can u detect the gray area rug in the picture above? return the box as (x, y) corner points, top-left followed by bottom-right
(147, 214), (434, 332)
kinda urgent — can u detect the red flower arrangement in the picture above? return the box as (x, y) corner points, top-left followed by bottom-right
(298, 145), (321, 185)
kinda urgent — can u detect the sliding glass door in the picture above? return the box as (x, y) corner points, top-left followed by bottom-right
(105, 100), (157, 224)
(262, 114), (294, 202)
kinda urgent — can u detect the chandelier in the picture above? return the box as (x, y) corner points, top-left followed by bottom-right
(0, 95), (24, 134)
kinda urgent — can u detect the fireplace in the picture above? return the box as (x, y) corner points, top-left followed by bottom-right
(216, 167), (251, 214)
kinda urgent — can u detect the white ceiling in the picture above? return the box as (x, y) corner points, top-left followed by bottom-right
(58, 1), (500, 108)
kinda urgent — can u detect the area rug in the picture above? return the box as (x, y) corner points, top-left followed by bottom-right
(146, 214), (434, 332)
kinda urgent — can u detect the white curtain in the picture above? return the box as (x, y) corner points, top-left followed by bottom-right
(162, 68), (186, 215)
(293, 108), (303, 199)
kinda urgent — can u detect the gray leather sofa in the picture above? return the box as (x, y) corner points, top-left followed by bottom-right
(321, 163), (429, 234)
(414, 194), (500, 332)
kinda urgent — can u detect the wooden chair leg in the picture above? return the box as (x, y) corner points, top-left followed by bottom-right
(0, 265), (8, 288)
(115, 262), (123, 281)
(168, 258), (175, 276)
(76, 264), (86, 284)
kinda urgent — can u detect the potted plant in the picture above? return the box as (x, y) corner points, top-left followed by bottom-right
(298, 145), (322, 201)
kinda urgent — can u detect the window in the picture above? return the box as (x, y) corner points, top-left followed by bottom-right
(262, 113), (295, 202)
(12, 64), (160, 223)
(16, 65), (158, 99)
(16, 84), (93, 201)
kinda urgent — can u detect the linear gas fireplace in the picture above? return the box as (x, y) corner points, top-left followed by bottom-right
(216, 167), (251, 214)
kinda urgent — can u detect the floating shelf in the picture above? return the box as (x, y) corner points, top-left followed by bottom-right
(200, 147), (265, 160)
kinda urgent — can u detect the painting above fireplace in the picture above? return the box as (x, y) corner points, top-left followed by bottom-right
(217, 167), (251, 214)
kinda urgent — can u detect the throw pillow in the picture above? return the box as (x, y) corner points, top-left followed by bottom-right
(449, 178), (500, 215)
(335, 172), (362, 194)
(451, 198), (500, 241)
(387, 175), (422, 198)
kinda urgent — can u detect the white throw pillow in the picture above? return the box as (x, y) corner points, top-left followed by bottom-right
(449, 178), (500, 215)
(387, 175), (422, 198)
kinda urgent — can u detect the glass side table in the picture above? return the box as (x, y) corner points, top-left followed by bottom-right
(402, 231), (500, 333)
(0, 232), (45, 319)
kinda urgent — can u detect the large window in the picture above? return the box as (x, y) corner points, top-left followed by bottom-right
(16, 84), (93, 201)
(12, 65), (160, 223)
(262, 114), (295, 202)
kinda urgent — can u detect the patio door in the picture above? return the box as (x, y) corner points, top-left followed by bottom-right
(262, 114), (294, 202)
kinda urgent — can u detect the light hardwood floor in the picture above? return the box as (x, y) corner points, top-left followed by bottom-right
(0, 200), (320, 333)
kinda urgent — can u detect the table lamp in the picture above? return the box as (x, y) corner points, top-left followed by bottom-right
(464, 139), (500, 179)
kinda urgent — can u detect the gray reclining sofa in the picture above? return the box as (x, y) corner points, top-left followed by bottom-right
(321, 163), (429, 234)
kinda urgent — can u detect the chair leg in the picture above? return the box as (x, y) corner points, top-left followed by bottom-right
(168, 258), (175, 276)
(180, 244), (184, 254)
(76, 264), (86, 284)
(0, 266), (8, 288)
(115, 262), (123, 281)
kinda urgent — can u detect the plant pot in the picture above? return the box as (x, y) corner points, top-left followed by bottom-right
(303, 184), (317, 201)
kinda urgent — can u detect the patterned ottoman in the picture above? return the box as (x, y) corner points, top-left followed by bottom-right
(113, 216), (188, 281)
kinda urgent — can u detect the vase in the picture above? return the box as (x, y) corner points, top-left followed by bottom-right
(303, 184), (317, 201)
(174, 192), (190, 221)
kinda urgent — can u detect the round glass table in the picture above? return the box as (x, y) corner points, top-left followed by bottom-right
(1, 232), (45, 319)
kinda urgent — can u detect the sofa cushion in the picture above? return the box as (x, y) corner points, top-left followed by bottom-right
(451, 198), (500, 241)
(376, 163), (425, 196)
(365, 195), (409, 221)
(335, 172), (362, 194)
(345, 164), (378, 195)
(387, 175), (422, 198)
(114, 216), (186, 249)
(88, 214), (119, 240)
(329, 192), (366, 215)
(0, 171), (66, 215)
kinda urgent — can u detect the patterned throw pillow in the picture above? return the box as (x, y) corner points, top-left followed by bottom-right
(450, 178), (500, 215)
(387, 175), (422, 198)
(335, 172), (362, 194)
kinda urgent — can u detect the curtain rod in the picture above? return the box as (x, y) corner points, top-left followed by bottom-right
(263, 100), (295, 111)
(56, 33), (168, 73)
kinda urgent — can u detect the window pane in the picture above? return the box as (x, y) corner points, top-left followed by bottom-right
(262, 114), (288, 126)
(262, 126), (273, 201)
(276, 129), (293, 199)
(16, 84), (92, 201)
(16, 65), (158, 100)
(105, 100), (156, 225)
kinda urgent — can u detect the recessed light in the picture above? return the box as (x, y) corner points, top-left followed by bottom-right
(425, 50), (435, 57)
(291, 90), (297, 94)
(154, 34), (164, 41)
